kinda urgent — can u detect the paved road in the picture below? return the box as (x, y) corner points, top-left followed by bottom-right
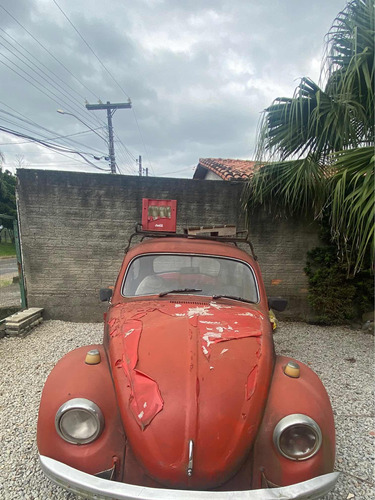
(0, 257), (17, 276)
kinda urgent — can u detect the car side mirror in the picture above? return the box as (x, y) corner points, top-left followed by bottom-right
(99, 288), (113, 302)
(268, 297), (288, 312)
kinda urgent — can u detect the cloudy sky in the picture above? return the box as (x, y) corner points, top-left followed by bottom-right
(0, 0), (346, 178)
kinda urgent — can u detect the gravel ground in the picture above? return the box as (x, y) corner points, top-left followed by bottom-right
(0, 320), (374, 499)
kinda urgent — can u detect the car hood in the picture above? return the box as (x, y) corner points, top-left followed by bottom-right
(107, 299), (273, 489)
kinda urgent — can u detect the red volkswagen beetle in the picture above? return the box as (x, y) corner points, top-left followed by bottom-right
(37, 230), (338, 499)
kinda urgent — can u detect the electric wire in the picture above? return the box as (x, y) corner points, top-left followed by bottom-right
(52, 0), (152, 175)
(0, 3), (107, 132)
(0, 44), (105, 133)
(0, 52), (105, 137)
(52, 0), (131, 100)
(114, 133), (137, 161)
(0, 128), (103, 146)
(114, 140), (137, 173)
(0, 26), (97, 108)
(158, 167), (195, 176)
(0, 109), (108, 155)
(0, 4), (102, 102)
(131, 108), (154, 175)
(0, 3), (141, 175)
(0, 33), (104, 132)
(0, 124), (110, 171)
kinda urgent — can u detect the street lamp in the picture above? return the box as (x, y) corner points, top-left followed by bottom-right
(56, 109), (107, 143)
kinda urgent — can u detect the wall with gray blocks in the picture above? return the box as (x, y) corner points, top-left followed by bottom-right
(16, 169), (320, 322)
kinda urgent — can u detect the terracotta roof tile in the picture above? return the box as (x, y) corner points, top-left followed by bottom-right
(195, 158), (258, 180)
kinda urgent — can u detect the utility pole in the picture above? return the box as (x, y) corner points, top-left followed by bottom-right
(86, 100), (131, 174)
(138, 155), (142, 176)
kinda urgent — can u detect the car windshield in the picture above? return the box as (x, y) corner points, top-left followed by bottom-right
(122, 254), (258, 303)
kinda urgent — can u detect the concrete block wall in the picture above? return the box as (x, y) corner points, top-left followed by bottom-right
(17, 169), (320, 322)
(248, 211), (320, 319)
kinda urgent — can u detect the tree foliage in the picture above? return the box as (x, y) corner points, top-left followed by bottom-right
(0, 164), (17, 229)
(245, 0), (374, 273)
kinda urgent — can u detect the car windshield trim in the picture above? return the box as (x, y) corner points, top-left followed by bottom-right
(121, 252), (260, 303)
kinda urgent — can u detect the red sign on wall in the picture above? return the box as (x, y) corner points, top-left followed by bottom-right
(142, 199), (177, 232)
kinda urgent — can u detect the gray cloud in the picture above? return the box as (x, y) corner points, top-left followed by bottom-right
(0, 0), (346, 177)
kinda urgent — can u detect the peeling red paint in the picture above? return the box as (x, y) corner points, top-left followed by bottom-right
(246, 365), (258, 400)
(113, 316), (164, 429)
(108, 301), (265, 433)
(196, 306), (263, 359)
(127, 369), (163, 429)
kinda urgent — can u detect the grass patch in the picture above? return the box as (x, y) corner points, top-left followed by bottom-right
(0, 279), (12, 288)
(0, 242), (16, 257)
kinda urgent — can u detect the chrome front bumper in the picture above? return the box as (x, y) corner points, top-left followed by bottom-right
(40, 455), (339, 500)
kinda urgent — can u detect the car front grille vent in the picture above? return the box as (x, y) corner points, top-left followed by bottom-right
(169, 300), (207, 305)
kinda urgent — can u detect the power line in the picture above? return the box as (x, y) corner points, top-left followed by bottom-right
(0, 124), (110, 171)
(0, 3), (107, 134)
(131, 108), (154, 175)
(158, 167), (195, 176)
(0, 2), (147, 176)
(52, 0), (131, 100)
(86, 101), (132, 174)
(0, 54), (103, 139)
(51, 0), (152, 175)
(0, 32), (104, 131)
(0, 127), (103, 146)
(0, 26), (93, 105)
(0, 46), (104, 132)
(0, 4), (102, 103)
(114, 139), (138, 174)
(0, 108), (107, 155)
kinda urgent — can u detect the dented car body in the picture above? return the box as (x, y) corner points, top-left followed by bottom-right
(37, 234), (338, 499)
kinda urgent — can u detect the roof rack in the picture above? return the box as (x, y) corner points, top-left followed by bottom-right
(124, 224), (257, 260)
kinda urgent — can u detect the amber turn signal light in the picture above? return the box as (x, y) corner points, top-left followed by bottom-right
(85, 349), (101, 365)
(284, 361), (300, 378)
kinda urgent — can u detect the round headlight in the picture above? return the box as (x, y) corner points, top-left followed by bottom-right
(55, 398), (104, 444)
(273, 414), (322, 461)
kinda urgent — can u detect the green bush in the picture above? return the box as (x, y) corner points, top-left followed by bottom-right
(305, 246), (373, 325)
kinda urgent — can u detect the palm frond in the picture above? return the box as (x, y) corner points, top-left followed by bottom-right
(324, 0), (374, 137)
(244, 157), (327, 217)
(248, 0), (374, 275)
(325, 1), (374, 72)
(256, 77), (361, 162)
(329, 146), (374, 272)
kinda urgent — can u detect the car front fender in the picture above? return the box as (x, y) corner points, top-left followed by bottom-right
(251, 355), (336, 489)
(37, 344), (126, 479)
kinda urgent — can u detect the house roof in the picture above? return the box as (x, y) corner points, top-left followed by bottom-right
(193, 158), (257, 181)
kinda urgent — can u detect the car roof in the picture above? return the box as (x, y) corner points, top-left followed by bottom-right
(125, 237), (256, 263)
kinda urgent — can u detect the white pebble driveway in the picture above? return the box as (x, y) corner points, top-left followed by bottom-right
(0, 320), (373, 499)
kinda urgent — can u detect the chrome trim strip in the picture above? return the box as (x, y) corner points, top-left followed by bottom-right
(187, 439), (193, 477)
(40, 455), (339, 500)
(55, 398), (104, 445)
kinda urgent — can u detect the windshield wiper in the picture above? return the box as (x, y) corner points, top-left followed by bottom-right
(212, 294), (256, 304)
(159, 288), (202, 297)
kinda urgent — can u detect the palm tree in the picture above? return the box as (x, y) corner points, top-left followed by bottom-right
(245, 0), (374, 273)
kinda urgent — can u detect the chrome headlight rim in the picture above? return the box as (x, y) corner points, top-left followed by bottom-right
(273, 413), (322, 461)
(55, 398), (104, 445)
